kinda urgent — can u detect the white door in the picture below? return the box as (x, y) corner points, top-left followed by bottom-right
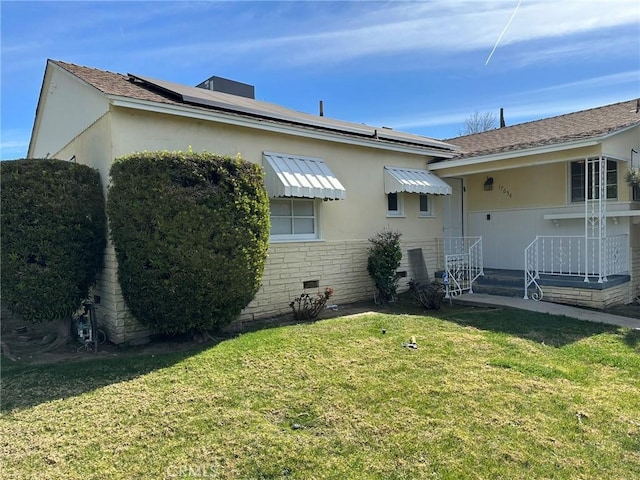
(442, 178), (463, 238)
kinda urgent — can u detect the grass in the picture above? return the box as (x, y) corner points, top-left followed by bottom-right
(1, 305), (639, 479)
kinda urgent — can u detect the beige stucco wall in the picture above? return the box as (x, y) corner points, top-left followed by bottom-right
(48, 105), (451, 343)
(602, 126), (640, 162)
(109, 108), (445, 242)
(465, 162), (567, 212)
(29, 64), (110, 160)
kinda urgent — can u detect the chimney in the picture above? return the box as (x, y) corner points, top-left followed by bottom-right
(319, 100), (324, 117)
(499, 108), (506, 128)
(196, 75), (255, 99)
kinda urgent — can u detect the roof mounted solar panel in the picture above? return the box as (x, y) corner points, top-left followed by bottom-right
(127, 73), (457, 154)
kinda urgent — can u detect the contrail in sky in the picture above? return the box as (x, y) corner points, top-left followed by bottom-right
(485, 0), (523, 65)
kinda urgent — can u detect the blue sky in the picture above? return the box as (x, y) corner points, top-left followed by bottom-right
(1, 0), (639, 160)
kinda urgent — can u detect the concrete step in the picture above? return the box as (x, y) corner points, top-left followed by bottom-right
(472, 282), (524, 298)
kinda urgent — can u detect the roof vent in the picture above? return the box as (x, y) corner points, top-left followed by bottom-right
(196, 75), (255, 99)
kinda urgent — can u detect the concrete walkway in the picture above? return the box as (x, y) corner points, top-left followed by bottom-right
(453, 293), (640, 329)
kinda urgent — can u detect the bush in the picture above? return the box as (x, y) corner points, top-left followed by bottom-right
(625, 167), (640, 187)
(107, 151), (270, 334)
(367, 228), (402, 303)
(0, 159), (106, 322)
(290, 287), (334, 321)
(408, 280), (445, 310)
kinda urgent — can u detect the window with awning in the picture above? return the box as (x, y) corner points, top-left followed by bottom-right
(384, 166), (452, 195)
(263, 152), (346, 200)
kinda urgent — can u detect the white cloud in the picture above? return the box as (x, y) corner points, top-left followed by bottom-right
(187, 0), (640, 67)
(8, 1), (634, 73)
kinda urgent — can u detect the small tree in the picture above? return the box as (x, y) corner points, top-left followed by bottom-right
(1, 159), (106, 345)
(625, 167), (640, 187)
(107, 150), (270, 334)
(367, 229), (402, 304)
(458, 110), (497, 135)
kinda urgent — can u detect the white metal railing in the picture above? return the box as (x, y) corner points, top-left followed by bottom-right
(442, 237), (483, 299)
(524, 234), (629, 301)
(604, 234), (629, 279)
(524, 237), (544, 301)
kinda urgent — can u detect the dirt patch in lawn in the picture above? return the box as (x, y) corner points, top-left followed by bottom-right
(4, 297), (636, 367)
(0, 302), (378, 366)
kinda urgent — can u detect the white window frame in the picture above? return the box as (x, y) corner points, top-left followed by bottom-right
(569, 159), (618, 203)
(269, 198), (319, 242)
(418, 193), (434, 218)
(387, 192), (404, 217)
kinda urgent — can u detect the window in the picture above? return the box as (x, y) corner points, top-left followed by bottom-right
(419, 194), (432, 217)
(269, 198), (317, 241)
(570, 159), (617, 202)
(387, 192), (404, 216)
(634, 185), (640, 202)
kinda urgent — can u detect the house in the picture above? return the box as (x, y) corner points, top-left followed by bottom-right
(28, 60), (459, 343)
(430, 100), (640, 308)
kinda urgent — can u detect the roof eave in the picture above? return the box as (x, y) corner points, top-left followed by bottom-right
(108, 96), (458, 158)
(429, 137), (603, 172)
(27, 60), (57, 158)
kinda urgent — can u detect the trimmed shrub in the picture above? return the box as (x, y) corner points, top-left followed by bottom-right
(367, 228), (402, 304)
(289, 287), (334, 321)
(107, 151), (270, 334)
(408, 280), (445, 310)
(0, 159), (106, 322)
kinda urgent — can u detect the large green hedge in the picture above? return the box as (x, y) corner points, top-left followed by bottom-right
(107, 151), (270, 334)
(1, 159), (106, 322)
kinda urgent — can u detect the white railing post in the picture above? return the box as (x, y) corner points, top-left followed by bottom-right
(524, 236), (543, 301)
(441, 236), (484, 297)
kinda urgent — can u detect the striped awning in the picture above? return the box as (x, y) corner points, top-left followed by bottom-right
(263, 152), (346, 200)
(384, 166), (452, 195)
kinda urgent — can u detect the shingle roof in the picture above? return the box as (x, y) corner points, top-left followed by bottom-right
(50, 60), (456, 155)
(444, 99), (640, 159)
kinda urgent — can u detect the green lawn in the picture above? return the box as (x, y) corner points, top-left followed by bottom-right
(2, 306), (639, 479)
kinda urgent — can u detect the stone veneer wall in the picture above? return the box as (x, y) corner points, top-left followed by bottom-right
(631, 246), (640, 301)
(93, 242), (150, 344)
(227, 238), (442, 332)
(541, 282), (630, 310)
(96, 238), (443, 343)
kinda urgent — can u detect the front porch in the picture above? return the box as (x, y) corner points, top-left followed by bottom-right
(472, 268), (632, 310)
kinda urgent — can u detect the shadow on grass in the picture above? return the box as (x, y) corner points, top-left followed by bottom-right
(434, 304), (619, 347)
(386, 293), (623, 347)
(0, 340), (214, 412)
(623, 328), (640, 349)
